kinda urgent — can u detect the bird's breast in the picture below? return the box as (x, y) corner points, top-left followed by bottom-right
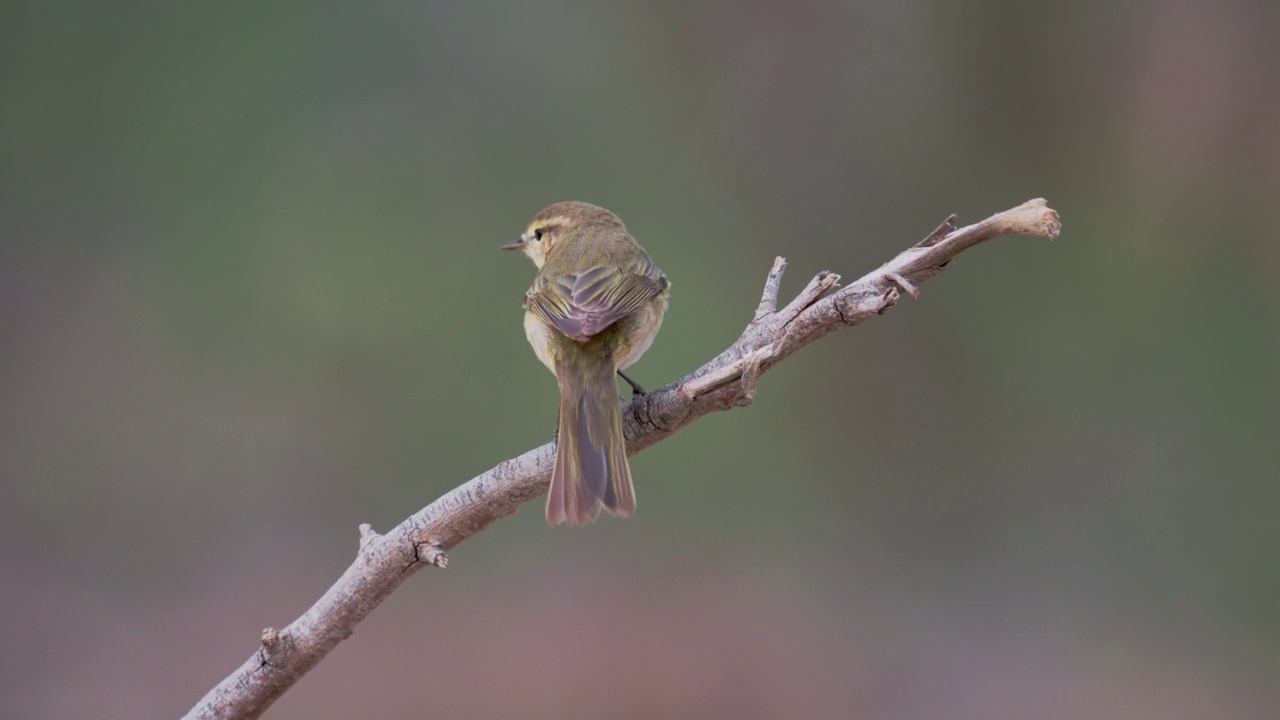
(523, 310), (559, 374)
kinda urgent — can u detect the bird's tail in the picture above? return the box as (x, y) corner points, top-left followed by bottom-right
(547, 357), (635, 526)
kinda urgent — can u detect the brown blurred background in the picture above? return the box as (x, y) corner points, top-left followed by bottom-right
(3, 2), (1278, 718)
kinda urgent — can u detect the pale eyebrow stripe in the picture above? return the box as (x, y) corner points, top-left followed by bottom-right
(527, 215), (572, 234)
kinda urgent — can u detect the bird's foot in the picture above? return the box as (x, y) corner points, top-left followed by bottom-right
(617, 369), (647, 398)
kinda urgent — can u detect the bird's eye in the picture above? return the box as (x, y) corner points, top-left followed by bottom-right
(532, 228), (544, 241)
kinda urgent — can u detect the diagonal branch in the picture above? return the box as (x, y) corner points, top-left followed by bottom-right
(183, 198), (1062, 720)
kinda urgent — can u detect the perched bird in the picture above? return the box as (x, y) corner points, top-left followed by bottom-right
(503, 202), (669, 526)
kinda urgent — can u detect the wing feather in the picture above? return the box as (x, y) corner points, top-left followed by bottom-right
(527, 259), (667, 342)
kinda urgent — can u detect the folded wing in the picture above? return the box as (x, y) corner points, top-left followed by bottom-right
(527, 261), (668, 342)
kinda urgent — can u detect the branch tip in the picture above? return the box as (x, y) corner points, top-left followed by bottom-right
(991, 198), (1060, 240)
(917, 214), (959, 247)
(754, 256), (789, 320)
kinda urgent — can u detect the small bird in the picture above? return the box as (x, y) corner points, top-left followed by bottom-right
(503, 202), (669, 526)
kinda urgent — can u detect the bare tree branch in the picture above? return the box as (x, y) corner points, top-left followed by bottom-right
(183, 198), (1062, 720)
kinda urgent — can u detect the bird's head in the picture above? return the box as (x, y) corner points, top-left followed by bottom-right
(502, 201), (625, 268)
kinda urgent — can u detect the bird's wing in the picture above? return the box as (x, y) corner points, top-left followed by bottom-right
(526, 261), (668, 342)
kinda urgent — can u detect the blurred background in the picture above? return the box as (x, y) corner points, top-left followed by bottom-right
(2, 2), (1278, 718)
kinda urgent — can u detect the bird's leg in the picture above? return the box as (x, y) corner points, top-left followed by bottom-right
(617, 369), (647, 397)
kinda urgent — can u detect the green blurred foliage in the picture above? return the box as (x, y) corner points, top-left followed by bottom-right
(2, 2), (1277, 718)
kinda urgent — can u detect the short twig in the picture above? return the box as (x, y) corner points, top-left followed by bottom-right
(777, 270), (840, 325)
(753, 256), (788, 321)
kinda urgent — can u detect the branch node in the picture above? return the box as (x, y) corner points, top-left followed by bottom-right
(878, 287), (900, 314)
(261, 627), (280, 651)
(358, 523), (380, 550)
(735, 346), (766, 407)
(418, 544), (449, 568)
(885, 271), (920, 298)
(258, 626), (292, 668)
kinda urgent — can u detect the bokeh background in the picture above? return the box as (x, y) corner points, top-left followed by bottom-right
(3, 2), (1278, 718)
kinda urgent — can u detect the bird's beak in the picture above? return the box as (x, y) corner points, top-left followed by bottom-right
(500, 237), (526, 251)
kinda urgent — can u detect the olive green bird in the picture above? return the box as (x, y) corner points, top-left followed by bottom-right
(503, 202), (669, 526)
